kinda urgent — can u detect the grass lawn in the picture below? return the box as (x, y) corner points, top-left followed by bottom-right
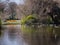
(2, 20), (21, 25)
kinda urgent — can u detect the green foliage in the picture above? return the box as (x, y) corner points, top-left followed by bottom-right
(0, 18), (2, 35)
(47, 16), (53, 24)
(0, 18), (2, 26)
(21, 15), (37, 24)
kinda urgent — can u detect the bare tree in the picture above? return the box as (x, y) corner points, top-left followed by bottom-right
(19, 0), (54, 19)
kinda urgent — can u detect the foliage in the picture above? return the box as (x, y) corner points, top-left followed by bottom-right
(47, 2), (60, 25)
(20, 0), (55, 17)
(0, 3), (5, 12)
(0, 18), (2, 36)
(0, 18), (2, 35)
(20, 0), (60, 25)
(47, 16), (53, 24)
(21, 15), (37, 24)
(0, 18), (2, 26)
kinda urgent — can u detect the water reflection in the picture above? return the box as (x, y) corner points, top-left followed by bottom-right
(21, 25), (60, 45)
(0, 25), (28, 45)
(0, 25), (60, 45)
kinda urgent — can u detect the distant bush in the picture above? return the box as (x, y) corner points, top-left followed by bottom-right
(47, 16), (53, 24)
(21, 15), (37, 25)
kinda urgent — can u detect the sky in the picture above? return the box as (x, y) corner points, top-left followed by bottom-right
(10, 0), (24, 4)
(1, 0), (24, 4)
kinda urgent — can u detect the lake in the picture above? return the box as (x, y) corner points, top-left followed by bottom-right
(0, 25), (60, 45)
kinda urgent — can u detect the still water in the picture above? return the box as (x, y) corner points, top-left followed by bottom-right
(0, 25), (60, 45)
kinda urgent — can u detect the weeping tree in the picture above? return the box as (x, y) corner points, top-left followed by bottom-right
(20, 0), (60, 25)
(8, 2), (17, 20)
(20, 0), (57, 24)
(0, 2), (5, 28)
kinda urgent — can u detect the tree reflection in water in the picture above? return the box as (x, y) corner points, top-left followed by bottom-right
(0, 25), (60, 45)
(21, 25), (60, 45)
(0, 25), (28, 45)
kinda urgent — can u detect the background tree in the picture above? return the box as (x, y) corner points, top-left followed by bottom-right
(19, 0), (58, 24)
(7, 2), (17, 20)
(47, 2), (60, 26)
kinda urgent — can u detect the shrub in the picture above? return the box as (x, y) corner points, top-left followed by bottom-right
(21, 15), (37, 24)
(47, 16), (53, 24)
